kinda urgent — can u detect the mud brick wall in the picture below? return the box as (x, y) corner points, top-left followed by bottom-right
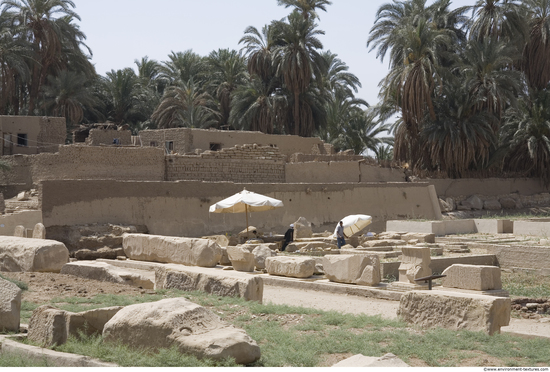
(166, 144), (286, 183)
(289, 153), (364, 162)
(86, 129), (132, 146)
(138, 128), (192, 154)
(33, 145), (165, 181)
(37, 117), (65, 153)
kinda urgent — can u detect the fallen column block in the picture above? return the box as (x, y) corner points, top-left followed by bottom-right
(123, 233), (222, 267)
(155, 264), (263, 302)
(397, 290), (511, 335)
(265, 256), (315, 278)
(0, 237), (69, 272)
(323, 254), (381, 286)
(442, 264), (502, 291)
(60, 261), (154, 289)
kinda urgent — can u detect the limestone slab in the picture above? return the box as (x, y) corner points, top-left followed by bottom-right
(265, 256), (315, 278)
(442, 264), (502, 291)
(227, 246), (255, 272)
(397, 290), (510, 335)
(0, 277), (21, 332)
(331, 353), (409, 367)
(102, 298), (261, 364)
(155, 264), (263, 302)
(398, 246), (431, 283)
(323, 254), (380, 286)
(60, 261), (154, 289)
(123, 233), (222, 267)
(252, 245), (276, 270)
(0, 236), (69, 272)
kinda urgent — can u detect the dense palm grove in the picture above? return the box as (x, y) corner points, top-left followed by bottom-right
(0, 0), (549, 184)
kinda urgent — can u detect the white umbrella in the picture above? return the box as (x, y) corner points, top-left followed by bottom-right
(209, 188), (284, 234)
(334, 214), (373, 237)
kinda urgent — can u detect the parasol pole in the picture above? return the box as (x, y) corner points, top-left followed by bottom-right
(245, 204), (249, 236)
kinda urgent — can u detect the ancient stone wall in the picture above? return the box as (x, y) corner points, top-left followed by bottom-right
(428, 178), (549, 197)
(86, 129), (132, 146)
(32, 145), (165, 181)
(40, 180), (441, 237)
(138, 128), (192, 154)
(166, 144), (286, 183)
(285, 161), (406, 183)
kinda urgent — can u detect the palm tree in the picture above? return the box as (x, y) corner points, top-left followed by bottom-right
(501, 89), (550, 185)
(41, 69), (99, 127)
(101, 68), (145, 126)
(3, 0), (91, 114)
(522, 0), (550, 91)
(239, 24), (279, 83)
(273, 11), (326, 136)
(151, 79), (219, 129)
(466, 0), (526, 42)
(159, 50), (208, 87)
(206, 49), (248, 129)
(276, 0), (332, 20)
(319, 50), (363, 99)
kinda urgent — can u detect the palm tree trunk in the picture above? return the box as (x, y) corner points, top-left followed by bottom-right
(293, 88), (300, 136)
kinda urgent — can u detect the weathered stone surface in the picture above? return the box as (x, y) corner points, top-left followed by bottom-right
(237, 226), (261, 242)
(155, 265), (263, 302)
(323, 254), (380, 286)
(499, 197), (518, 209)
(252, 245), (276, 270)
(202, 235), (229, 247)
(0, 237), (69, 272)
(60, 261), (154, 289)
(28, 305), (123, 347)
(227, 246), (255, 272)
(465, 195), (484, 210)
(265, 256), (315, 278)
(32, 223), (46, 239)
(439, 198), (453, 213)
(375, 231), (402, 240)
(293, 217), (313, 239)
(123, 234), (222, 267)
(0, 192), (4, 214)
(103, 298), (261, 364)
(13, 225), (26, 237)
(445, 197), (456, 211)
(283, 243), (298, 253)
(484, 199), (502, 210)
(218, 246), (232, 265)
(401, 232), (435, 244)
(294, 241), (338, 252)
(365, 239), (407, 248)
(0, 277), (21, 332)
(332, 353), (409, 367)
(398, 247), (431, 283)
(398, 290), (511, 335)
(442, 264), (502, 291)
(17, 191), (30, 201)
(74, 247), (123, 260)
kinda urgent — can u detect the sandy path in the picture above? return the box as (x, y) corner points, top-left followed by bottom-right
(263, 285), (550, 338)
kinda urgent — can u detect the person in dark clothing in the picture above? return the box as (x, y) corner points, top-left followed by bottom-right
(281, 224), (294, 251)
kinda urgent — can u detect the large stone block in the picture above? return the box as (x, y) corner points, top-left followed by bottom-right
(397, 290), (510, 335)
(442, 264), (502, 291)
(323, 254), (380, 286)
(103, 298), (261, 365)
(265, 256), (315, 278)
(401, 233), (435, 244)
(32, 223), (46, 239)
(13, 225), (26, 237)
(155, 265), (263, 302)
(252, 245), (276, 270)
(293, 217), (313, 239)
(28, 305), (123, 347)
(0, 277), (21, 332)
(398, 247), (431, 283)
(122, 233), (222, 267)
(0, 237), (69, 272)
(60, 261), (154, 289)
(227, 246), (255, 272)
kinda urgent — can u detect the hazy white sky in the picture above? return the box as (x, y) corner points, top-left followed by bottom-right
(74, 0), (474, 106)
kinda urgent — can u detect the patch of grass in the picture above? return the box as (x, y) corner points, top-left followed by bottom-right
(502, 271), (550, 298)
(20, 301), (40, 324)
(0, 273), (28, 291)
(0, 352), (52, 367)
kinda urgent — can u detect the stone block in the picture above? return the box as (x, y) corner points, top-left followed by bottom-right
(265, 256), (315, 278)
(0, 277), (21, 332)
(332, 353), (409, 367)
(227, 246), (255, 272)
(465, 195), (484, 210)
(32, 223), (46, 239)
(376, 231), (403, 240)
(397, 290), (511, 335)
(439, 198), (453, 213)
(155, 265), (263, 302)
(364, 239), (406, 248)
(103, 298), (261, 364)
(484, 199), (502, 210)
(60, 261), (154, 289)
(441, 264), (502, 291)
(0, 236), (69, 272)
(474, 219), (504, 234)
(122, 233), (222, 268)
(293, 217), (313, 239)
(218, 246), (232, 265)
(252, 245), (276, 270)
(17, 191), (30, 201)
(323, 254), (380, 286)
(401, 233), (435, 243)
(499, 197), (518, 209)
(398, 247), (431, 283)
(14, 225), (26, 237)
(201, 235), (229, 247)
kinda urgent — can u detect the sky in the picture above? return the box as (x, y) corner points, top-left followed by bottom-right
(74, 0), (474, 107)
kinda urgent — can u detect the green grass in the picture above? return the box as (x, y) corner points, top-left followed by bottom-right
(0, 273), (28, 291)
(0, 352), (52, 367)
(502, 271), (550, 298)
